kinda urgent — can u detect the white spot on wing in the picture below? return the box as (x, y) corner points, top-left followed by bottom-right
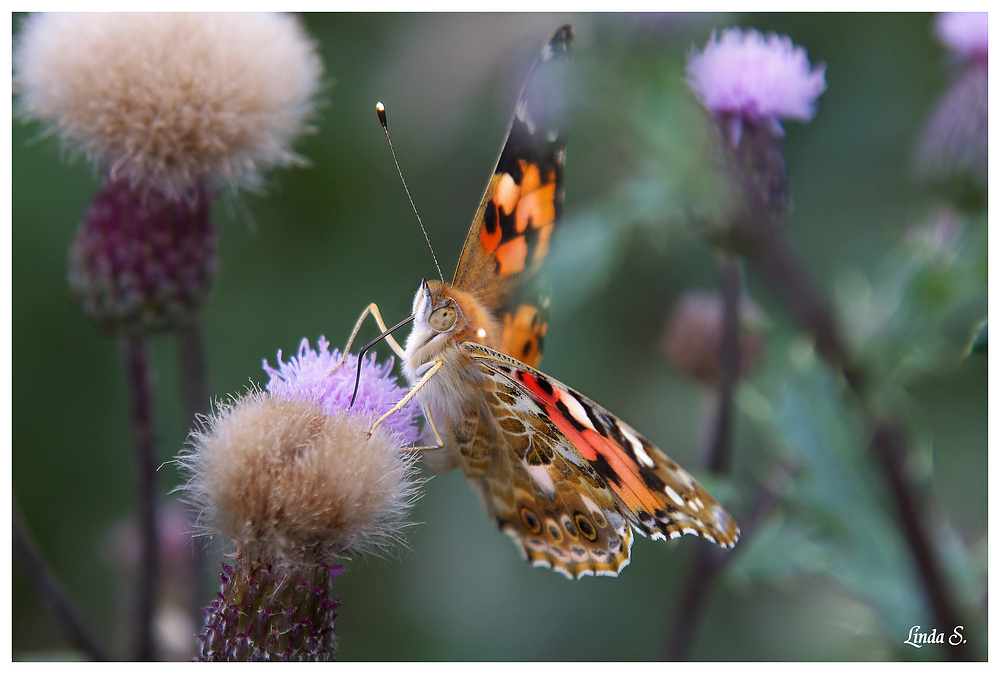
(476, 328), (487, 338)
(581, 495), (601, 515)
(557, 391), (596, 432)
(621, 426), (655, 468)
(673, 468), (695, 489)
(524, 462), (556, 496)
(665, 486), (686, 508)
(516, 99), (536, 135)
(712, 504), (733, 532)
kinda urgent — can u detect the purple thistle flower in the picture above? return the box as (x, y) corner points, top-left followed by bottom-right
(935, 12), (988, 63)
(686, 28), (826, 145)
(263, 336), (421, 445)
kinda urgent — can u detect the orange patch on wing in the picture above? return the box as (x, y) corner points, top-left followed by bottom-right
(516, 182), (556, 233)
(496, 236), (528, 275)
(551, 416), (661, 515)
(518, 161), (543, 193)
(533, 222), (555, 263)
(502, 305), (547, 367)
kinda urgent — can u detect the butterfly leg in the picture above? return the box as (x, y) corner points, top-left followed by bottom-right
(328, 302), (407, 376)
(368, 358), (443, 437)
(420, 405), (446, 450)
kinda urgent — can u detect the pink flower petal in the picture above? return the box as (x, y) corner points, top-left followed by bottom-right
(686, 28), (826, 135)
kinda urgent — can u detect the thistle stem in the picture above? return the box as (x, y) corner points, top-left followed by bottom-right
(179, 322), (210, 422)
(178, 322), (211, 621)
(731, 158), (970, 660)
(706, 255), (742, 474)
(12, 497), (108, 661)
(120, 335), (160, 661)
(663, 253), (743, 660)
(870, 419), (970, 661)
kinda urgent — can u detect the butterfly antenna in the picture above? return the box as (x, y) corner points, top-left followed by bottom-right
(376, 102), (445, 283)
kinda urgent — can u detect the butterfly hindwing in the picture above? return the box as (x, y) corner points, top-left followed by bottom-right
(452, 25), (572, 368)
(463, 342), (741, 551)
(449, 348), (634, 578)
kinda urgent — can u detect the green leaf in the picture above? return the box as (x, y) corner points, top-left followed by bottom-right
(726, 514), (835, 587)
(765, 359), (933, 649)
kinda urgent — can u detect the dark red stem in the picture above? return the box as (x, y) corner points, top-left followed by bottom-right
(706, 256), (742, 474)
(120, 335), (159, 661)
(178, 322), (212, 622)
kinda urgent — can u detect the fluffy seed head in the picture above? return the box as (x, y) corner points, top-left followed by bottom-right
(14, 13), (323, 200)
(180, 339), (421, 566)
(686, 28), (826, 143)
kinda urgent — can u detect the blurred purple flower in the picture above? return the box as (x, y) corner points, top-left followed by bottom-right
(935, 12), (988, 62)
(686, 28), (826, 144)
(263, 336), (420, 444)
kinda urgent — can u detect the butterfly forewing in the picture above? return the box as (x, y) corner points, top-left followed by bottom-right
(451, 25), (572, 369)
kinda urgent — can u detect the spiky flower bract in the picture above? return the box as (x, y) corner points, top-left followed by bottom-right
(686, 28), (826, 145)
(914, 13), (988, 203)
(198, 561), (344, 661)
(67, 180), (217, 335)
(14, 12), (323, 199)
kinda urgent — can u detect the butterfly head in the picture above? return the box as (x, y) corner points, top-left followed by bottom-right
(406, 280), (500, 365)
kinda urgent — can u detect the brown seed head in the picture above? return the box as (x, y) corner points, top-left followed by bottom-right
(181, 391), (420, 566)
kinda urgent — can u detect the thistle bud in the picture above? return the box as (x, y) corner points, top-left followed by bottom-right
(664, 289), (765, 386)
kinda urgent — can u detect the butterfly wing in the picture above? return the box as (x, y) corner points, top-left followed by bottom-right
(451, 349), (633, 578)
(461, 341), (740, 572)
(451, 25), (572, 368)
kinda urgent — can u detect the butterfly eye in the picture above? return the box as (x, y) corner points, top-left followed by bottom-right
(428, 305), (457, 332)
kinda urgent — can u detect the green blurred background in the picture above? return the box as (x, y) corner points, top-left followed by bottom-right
(12, 13), (987, 660)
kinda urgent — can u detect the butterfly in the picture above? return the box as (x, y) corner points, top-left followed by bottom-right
(340, 24), (739, 578)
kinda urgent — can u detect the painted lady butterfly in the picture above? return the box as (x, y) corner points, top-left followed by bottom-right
(340, 25), (738, 578)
